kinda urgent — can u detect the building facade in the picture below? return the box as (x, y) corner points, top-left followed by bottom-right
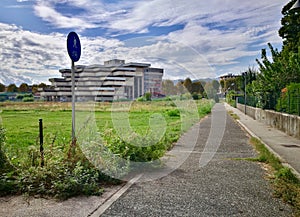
(40, 59), (163, 101)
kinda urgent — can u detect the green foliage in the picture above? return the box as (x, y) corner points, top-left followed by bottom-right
(136, 96), (145, 102)
(22, 97), (34, 102)
(279, 0), (300, 53)
(136, 93), (152, 101)
(0, 126), (14, 174)
(102, 129), (166, 162)
(162, 79), (176, 96)
(2, 161), (105, 199)
(253, 43), (300, 109)
(252, 0), (300, 110)
(197, 100), (214, 116)
(0, 83), (5, 92)
(0, 141), (108, 198)
(19, 83), (29, 93)
(183, 78), (193, 93)
(166, 109), (180, 117)
(276, 83), (300, 115)
(144, 92), (152, 101)
(191, 81), (204, 95)
(221, 76), (240, 93)
(16, 93), (34, 102)
(0, 126), (17, 196)
(7, 84), (18, 93)
(192, 93), (199, 100)
(226, 90), (237, 107)
(212, 80), (220, 91)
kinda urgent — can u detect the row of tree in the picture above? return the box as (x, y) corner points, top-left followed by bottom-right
(0, 83), (48, 94)
(162, 78), (220, 99)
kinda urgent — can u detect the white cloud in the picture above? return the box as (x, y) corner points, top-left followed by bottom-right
(0, 0), (289, 84)
(33, 1), (97, 30)
(0, 21), (217, 85)
(0, 23), (122, 85)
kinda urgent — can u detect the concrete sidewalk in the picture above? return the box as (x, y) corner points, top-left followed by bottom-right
(225, 103), (300, 178)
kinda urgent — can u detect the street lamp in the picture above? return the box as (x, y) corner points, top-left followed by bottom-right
(291, 0), (300, 10)
(244, 73), (247, 114)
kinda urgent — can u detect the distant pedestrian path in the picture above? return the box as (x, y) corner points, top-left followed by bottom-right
(100, 103), (292, 217)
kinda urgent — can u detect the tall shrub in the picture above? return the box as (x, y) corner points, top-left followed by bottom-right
(276, 83), (300, 115)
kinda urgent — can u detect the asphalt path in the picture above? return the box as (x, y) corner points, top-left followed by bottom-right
(100, 103), (293, 217)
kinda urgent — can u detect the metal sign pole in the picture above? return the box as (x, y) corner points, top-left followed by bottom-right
(71, 60), (76, 142)
(67, 31), (81, 144)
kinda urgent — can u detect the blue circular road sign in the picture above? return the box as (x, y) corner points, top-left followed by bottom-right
(67, 32), (81, 62)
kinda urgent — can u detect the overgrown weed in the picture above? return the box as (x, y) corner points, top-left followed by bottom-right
(249, 137), (300, 215)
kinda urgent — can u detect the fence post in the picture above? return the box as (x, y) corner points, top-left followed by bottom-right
(288, 92), (290, 114)
(39, 119), (44, 167)
(297, 88), (300, 116)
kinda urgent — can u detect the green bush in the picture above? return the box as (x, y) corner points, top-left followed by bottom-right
(16, 94), (24, 100)
(22, 97), (34, 102)
(145, 92), (152, 101)
(276, 83), (300, 115)
(17, 93), (33, 101)
(192, 93), (199, 100)
(226, 90), (237, 107)
(166, 109), (180, 117)
(136, 96), (145, 102)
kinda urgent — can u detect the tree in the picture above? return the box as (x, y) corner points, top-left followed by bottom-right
(38, 83), (47, 89)
(183, 78), (193, 93)
(162, 80), (176, 96)
(19, 83), (29, 92)
(0, 83), (5, 92)
(176, 81), (185, 94)
(255, 43), (300, 96)
(204, 82), (216, 99)
(191, 81), (204, 94)
(212, 80), (220, 92)
(241, 67), (257, 92)
(250, 1), (300, 109)
(278, 0), (300, 53)
(7, 84), (18, 92)
(31, 84), (39, 94)
(223, 78), (239, 93)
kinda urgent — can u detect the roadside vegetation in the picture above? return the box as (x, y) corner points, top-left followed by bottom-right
(222, 0), (300, 115)
(249, 138), (300, 215)
(0, 99), (214, 199)
(227, 110), (240, 120)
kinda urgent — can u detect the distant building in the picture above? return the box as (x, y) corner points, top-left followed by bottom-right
(219, 73), (240, 81)
(40, 59), (164, 101)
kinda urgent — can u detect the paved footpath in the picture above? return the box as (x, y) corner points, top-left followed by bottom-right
(99, 103), (293, 217)
(224, 103), (300, 178)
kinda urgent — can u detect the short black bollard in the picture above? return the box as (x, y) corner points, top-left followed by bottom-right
(39, 119), (44, 167)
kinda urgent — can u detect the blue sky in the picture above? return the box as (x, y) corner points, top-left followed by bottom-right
(0, 0), (288, 85)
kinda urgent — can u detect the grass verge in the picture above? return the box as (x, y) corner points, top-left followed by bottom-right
(249, 137), (300, 215)
(227, 110), (240, 120)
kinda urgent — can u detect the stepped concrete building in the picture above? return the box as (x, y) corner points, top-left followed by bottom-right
(40, 59), (163, 102)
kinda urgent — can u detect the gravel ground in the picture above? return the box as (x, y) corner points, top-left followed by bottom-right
(101, 104), (293, 217)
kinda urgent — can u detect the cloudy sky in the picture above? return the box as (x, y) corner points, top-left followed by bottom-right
(0, 0), (288, 85)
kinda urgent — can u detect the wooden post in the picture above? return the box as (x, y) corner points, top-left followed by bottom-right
(39, 119), (44, 167)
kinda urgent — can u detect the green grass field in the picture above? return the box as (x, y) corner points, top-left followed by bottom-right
(0, 99), (214, 198)
(1, 100), (213, 165)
